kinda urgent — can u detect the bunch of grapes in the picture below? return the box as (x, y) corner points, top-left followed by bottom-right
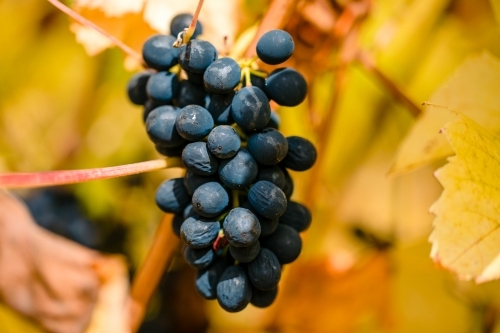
(127, 14), (316, 312)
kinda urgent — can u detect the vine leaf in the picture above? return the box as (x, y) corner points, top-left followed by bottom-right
(391, 52), (500, 174)
(0, 190), (130, 332)
(430, 114), (500, 283)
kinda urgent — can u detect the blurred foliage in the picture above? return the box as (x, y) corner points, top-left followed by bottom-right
(2, 0), (500, 332)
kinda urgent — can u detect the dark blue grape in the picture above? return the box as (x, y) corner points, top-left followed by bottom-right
(216, 265), (252, 312)
(146, 105), (185, 147)
(247, 128), (288, 165)
(261, 224), (302, 264)
(175, 105), (214, 141)
(203, 58), (241, 94)
(180, 216), (220, 249)
(207, 125), (240, 159)
(229, 241), (260, 263)
(282, 136), (317, 171)
(183, 246), (215, 269)
(192, 182), (229, 218)
(256, 30), (294, 65)
(155, 178), (191, 214)
(251, 286), (278, 308)
(266, 111), (280, 130)
(182, 142), (219, 176)
(280, 166), (294, 198)
(247, 248), (281, 290)
(255, 165), (286, 190)
(179, 40), (218, 74)
(231, 87), (271, 132)
(172, 212), (184, 237)
(143, 99), (166, 123)
(183, 170), (218, 196)
(279, 201), (311, 232)
(218, 149), (258, 189)
(170, 13), (203, 38)
(196, 256), (229, 300)
(223, 208), (261, 247)
(248, 181), (287, 219)
(241, 201), (278, 237)
(208, 92), (234, 125)
(155, 143), (186, 157)
(177, 80), (207, 108)
(127, 71), (152, 105)
(142, 34), (180, 70)
(265, 68), (307, 107)
(146, 71), (179, 104)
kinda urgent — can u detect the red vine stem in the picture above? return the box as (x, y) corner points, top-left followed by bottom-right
(0, 158), (182, 188)
(45, 0), (144, 64)
(130, 214), (180, 333)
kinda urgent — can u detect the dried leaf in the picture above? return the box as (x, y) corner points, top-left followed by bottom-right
(430, 115), (500, 283)
(0, 190), (130, 333)
(392, 52), (500, 174)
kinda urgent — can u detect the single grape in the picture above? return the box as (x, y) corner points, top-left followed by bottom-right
(207, 125), (241, 159)
(260, 224), (302, 264)
(247, 248), (281, 290)
(255, 165), (286, 190)
(281, 136), (317, 171)
(216, 265), (252, 312)
(251, 286), (278, 308)
(182, 142), (219, 176)
(223, 208), (261, 247)
(183, 246), (215, 270)
(248, 181), (287, 219)
(127, 71), (152, 105)
(208, 92), (234, 125)
(204, 58), (241, 94)
(256, 29), (294, 65)
(180, 216), (220, 249)
(241, 201), (279, 237)
(265, 68), (307, 107)
(175, 105), (214, 141)
(196, 256), (230, 300)
(142, 34), (180, 70)
(192, 182), (229, 218)
(177, 80), (207, 108)
(170, 13), (203, 38)
(146, 71), (179, 104)
(146, 106), (185, 147)
(179, 40), (218, 74)
(229, 241), (260, 263)
(183, 170), (219, 196)
(218, 149), (258, 189)
(155, 178), (191, 214)
(247, 128), (288, 165)
(279, 201), (311, 232)
(231, 87), (271, 132)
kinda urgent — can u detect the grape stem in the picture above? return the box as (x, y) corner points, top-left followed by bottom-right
(45, 0), (144, 65)
(0, 158), (183, 188)
(173, 0), (205, 47)
(130, 214), (180, 333)
(232, 190), (240, 208)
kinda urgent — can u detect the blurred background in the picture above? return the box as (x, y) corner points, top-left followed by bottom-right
(1, 0), (500, 332)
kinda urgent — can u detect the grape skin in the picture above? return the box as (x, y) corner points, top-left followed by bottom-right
(231, 87), (271, 132)
(218, 149), (258, 189)
(256, 29), (294, 65)
(182, 142), (219, 176)
(247, 128), (288, 165)
(248, 181), (287, 219)
(204, 58), (241, 94)
(155, 178), (191, 214)
(265, 68), (307, 107)
(142, 34), (180, 71)
(180, 216), (220, 249)
(223, 208), (261, 248)
(191, 182), (229, 218)
(216, 265), (252, 312)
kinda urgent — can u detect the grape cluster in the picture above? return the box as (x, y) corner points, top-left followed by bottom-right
(127, 14), (316, 312)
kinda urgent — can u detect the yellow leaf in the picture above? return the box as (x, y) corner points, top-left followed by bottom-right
(392, 52), (500, 174)
(429, 114), (500, 283)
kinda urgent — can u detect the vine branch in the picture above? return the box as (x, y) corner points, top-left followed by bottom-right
(45, 0), (144, 64)
(0, 158), (182, 188)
